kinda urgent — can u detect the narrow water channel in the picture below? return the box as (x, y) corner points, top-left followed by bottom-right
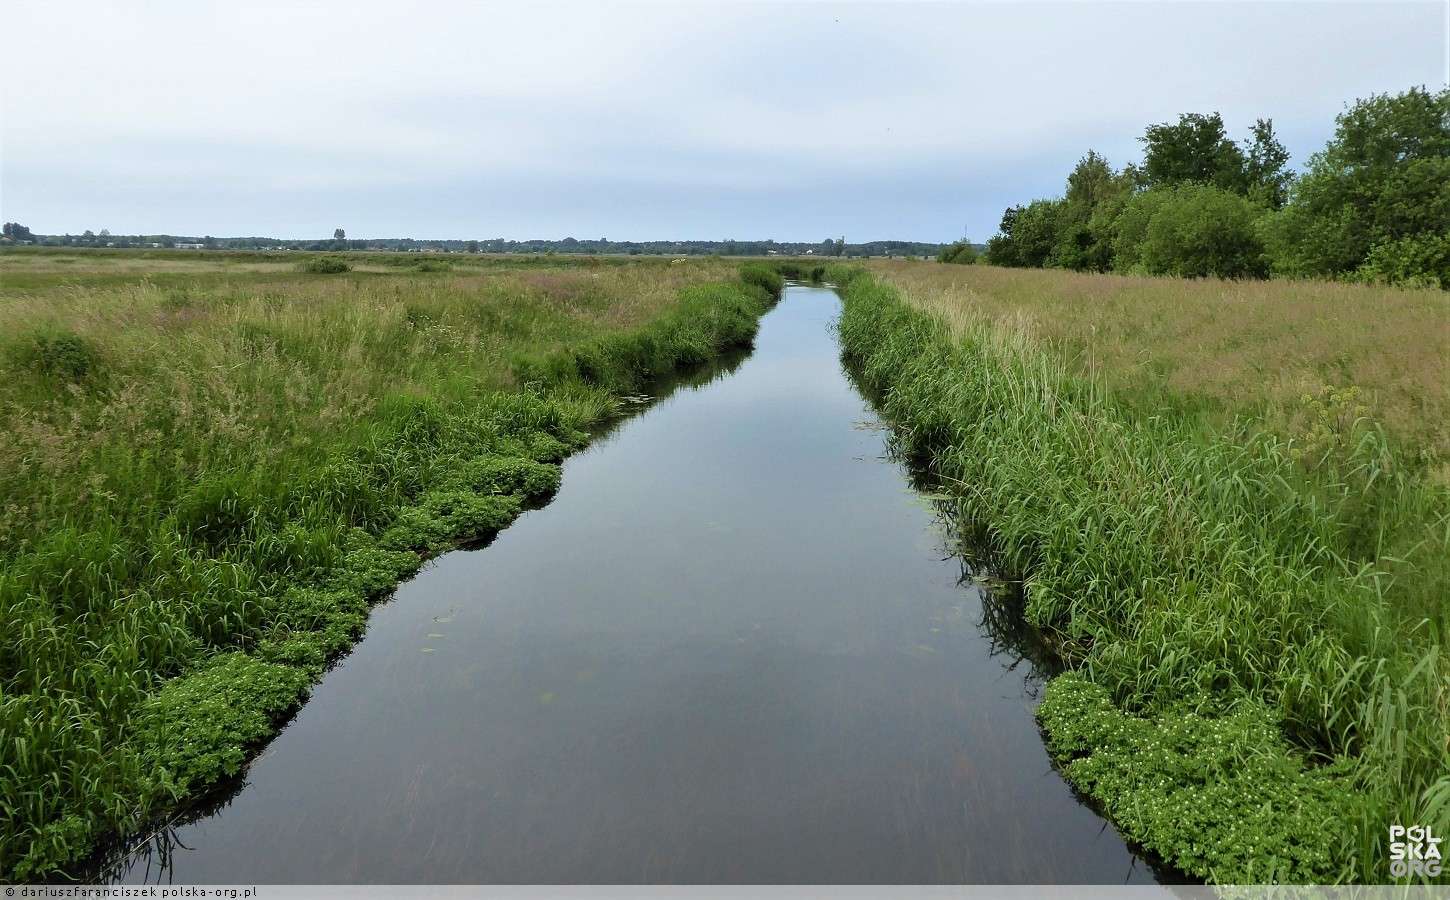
(105, 284), (1169, 885)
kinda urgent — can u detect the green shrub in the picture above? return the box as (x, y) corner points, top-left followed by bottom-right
(16, 330), (102, 384)
(1115, 184), (1268, 278)
(298, 256), (351, 274)
(937, 241), (978, 265)
(1355, 232), (1450, 289)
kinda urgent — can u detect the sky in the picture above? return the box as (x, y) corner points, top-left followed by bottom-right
(2, 1), (1445, 243)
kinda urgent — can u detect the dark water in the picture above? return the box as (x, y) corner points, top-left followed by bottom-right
(103, 285), (1170, 885)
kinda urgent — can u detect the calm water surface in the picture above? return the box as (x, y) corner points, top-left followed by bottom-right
(105, 285), (1170, 884)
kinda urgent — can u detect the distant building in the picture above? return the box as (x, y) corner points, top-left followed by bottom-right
(175, 242), (205, 249)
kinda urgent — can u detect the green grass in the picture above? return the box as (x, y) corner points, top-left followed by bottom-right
(0, 249), (778, 879)
(832, 266), (1448, 883)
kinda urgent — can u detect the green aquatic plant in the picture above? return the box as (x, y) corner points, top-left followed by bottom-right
(1040, 675), (1356, 882)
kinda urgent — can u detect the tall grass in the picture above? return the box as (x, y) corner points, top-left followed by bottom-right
(865, 261), (1450, 488)
(0, 250), (778, 878)
(833, 266), (1448, 883)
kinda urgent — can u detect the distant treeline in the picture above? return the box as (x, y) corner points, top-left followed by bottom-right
(0, 227), (946, 260)
(958, 86), (1448, 288)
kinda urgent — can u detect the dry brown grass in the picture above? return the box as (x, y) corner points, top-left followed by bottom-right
(868, 260), (1450, 477)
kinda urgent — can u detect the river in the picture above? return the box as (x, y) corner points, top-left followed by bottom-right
(102, 283), (1172, 885)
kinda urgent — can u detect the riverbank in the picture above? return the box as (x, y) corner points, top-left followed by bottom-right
(832, 264), (1449, 883)
(0, 251), (781, 879)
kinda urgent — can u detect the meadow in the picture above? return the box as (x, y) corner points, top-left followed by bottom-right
(0, 248), (781, 878)
(838, 260), (1449, 882)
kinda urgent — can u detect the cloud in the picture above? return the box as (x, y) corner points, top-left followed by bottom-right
(2, 1), (1442, 240)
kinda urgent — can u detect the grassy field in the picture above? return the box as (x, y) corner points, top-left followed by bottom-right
(0, 248), (781, 878)
(865, 261), (1450, 478)
(838, 261), (1449, 882)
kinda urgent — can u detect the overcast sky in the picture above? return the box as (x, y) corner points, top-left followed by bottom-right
(2, 1), (1445, 242)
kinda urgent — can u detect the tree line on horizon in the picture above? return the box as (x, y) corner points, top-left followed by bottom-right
(0, 228), (938, 260)
(941, 86), (1448, 288)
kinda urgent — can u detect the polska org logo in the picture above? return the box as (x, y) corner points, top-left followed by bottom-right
(1389, 824), (1443, 879)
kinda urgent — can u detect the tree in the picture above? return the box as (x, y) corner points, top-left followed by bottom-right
(1261, 86), (1449, 282)
(1064, 150), (1119, 207)
(465, 240), (480, 253)
(1113, 189), (1176, 271)
(985, 200), (1065, 268)
(334, 228), (346, 241)
(937, 240), (978, 264)
(1122, 184), (1268, 279)
(1241, 118), (1293, 209)
(2, 222), (34, 242)
(1052, 151), (1134, 271)
(984, 206), (1023, 266)
(1140, 112), (1248, 193)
